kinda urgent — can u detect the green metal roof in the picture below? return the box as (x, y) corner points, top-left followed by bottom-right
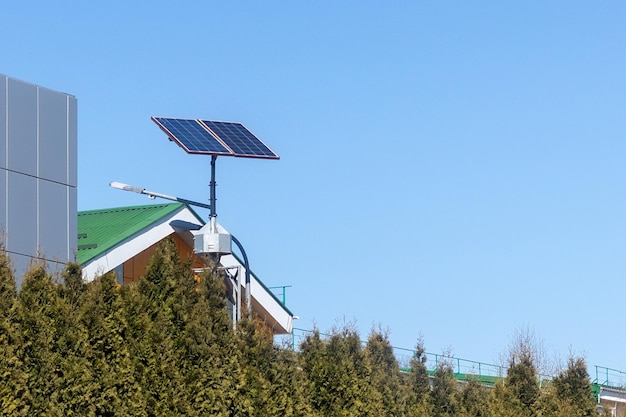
(77, 203), (201, 265)
(77, 202), (295, 318)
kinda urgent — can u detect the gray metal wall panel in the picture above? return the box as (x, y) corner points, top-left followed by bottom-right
(68, 185), (77, 257)
(7, 78), (37, 176)
(9, 252), (30, 286)
(7, 172), (37, 255)
(1, 75), (76, 281)
(38, 88), (68, 184)
(0, 169), (5, 238)
(68, 96), (77, 187)
(0, 76), (6, 169)
(38, 179), (68, 261)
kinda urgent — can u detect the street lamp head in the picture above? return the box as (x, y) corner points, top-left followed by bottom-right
(109, 181), (145, 194)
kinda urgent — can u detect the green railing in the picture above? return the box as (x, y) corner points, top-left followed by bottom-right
(267, 285), (292, 305)
(393, 346), (506, 386)
(594, 365), (626, 390)
(289, 327), (506, 386)
(286, 329), (626, 393)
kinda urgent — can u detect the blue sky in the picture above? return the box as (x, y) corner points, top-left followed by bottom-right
(3, 2), (626, 372)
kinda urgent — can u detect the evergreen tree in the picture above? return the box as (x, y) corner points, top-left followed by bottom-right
(458, 377), (491, 417)
(549, 356), (596, 417)
(176, 267), (244, 417)
(506, 351), (539, 415)
(1, 239), (610, 417)
(299, 329), (327, 413)
(363, 329), (405, 417)
(82, 272), (147, 416)
(430, 358), (459, 417)
(129, 239), (245, 416)
(17, 262), (64, 415)
(491, 347), (540, 417)
(0, 246), (29, 416)
(125, 239), (191, 415)
(405, 338), (432, 417)
(49, 263), (96, 415)
(300, 325), (377, 417)
(59, 262), (87, 310)
(237, 318), (313, 417)
(490, 380), (512, 417)
(534, 382), (560, 417)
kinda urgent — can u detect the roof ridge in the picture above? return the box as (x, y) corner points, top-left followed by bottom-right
(78, 202), (184, 216)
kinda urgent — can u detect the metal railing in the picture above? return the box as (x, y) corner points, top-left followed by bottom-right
(267, 285), (291, 305)
(393, 346), (506, 383)
(595, 365), (626, 389)
(289, 327), (506, 385)
(284, 330), (626, 393)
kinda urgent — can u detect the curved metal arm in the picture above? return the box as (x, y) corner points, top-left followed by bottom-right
(230, 234), (251, 319)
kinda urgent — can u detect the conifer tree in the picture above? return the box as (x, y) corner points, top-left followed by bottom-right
(275, 345), (316, 417)
(534, 382), (560, 417)
(490, 380), (512, 417)
(458, 377), (491, 417)
(300, 325), (377, 417)
(48, 263), (96, 415)
(430, 358), (459, 417)
(505, 350), (539, 416)
(236, 318), (312, 417)
(82, 272), (147, 416)
(129, 239), (246, 416)
(405, 338), (432, 417)
(17, 262), (64, 415)
(491, 345), (540, 417)
(59, 262), (87, 310)
(176, 266), (244, 416)
(550, 356), (596, 417)
(125, 239), (190, 415)
(0, 246), (29, 416)
(363, 329), (405, 417)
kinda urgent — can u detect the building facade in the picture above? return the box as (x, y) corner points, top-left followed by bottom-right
(78, 203), (295, 335)
(0, 74), (77, 281)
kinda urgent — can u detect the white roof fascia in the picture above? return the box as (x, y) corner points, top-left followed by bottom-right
(220, 251), (293, 334)
(81, 206), (203, 281)
(80, 210), (293, 334)
(600, 387), (626, 404)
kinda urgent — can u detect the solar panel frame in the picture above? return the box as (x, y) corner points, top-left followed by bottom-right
(200, 120), (280, 160)
(151, 116), (232, 156)
(152, 116), (280, 160)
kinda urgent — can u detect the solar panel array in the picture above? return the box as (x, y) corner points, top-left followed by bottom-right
(152, 116), (279, 159)
(152, 117), (231, 155)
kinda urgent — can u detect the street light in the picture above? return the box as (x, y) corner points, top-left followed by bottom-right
(110, 181), (253, 319)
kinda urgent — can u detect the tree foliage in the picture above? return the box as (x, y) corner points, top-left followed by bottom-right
(459, 377), (492, 417)
(0, 242), (606, 416)
(536, 356), (597, 417)
(363, 329), (405, 417)
(430, 358), (459, 417)
(406, 337), (432, 416)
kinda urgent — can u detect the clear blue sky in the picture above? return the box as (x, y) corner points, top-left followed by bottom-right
(3, 1), (626, 372)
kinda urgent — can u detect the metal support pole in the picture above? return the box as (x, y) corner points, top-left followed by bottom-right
(232, 273), (237, 331)
(209, 155), (217, 232)
(237, 265), (242, 323)
(231, 234), (251, 319)
(210, 155), (217, 218)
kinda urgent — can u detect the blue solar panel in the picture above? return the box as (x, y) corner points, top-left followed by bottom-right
(152, 116), (280, 160)
(152, 117), (231, 155)
(200, 120), (279, 159)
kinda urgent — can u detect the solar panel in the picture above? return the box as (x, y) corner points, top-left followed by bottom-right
(200, 120), (279, 159)
(152, 116), (280, 160)
(151, 117), (231, 156)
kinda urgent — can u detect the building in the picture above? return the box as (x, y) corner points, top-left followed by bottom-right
(77, 202), (294, 334)
(0, 74), (77, 281)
